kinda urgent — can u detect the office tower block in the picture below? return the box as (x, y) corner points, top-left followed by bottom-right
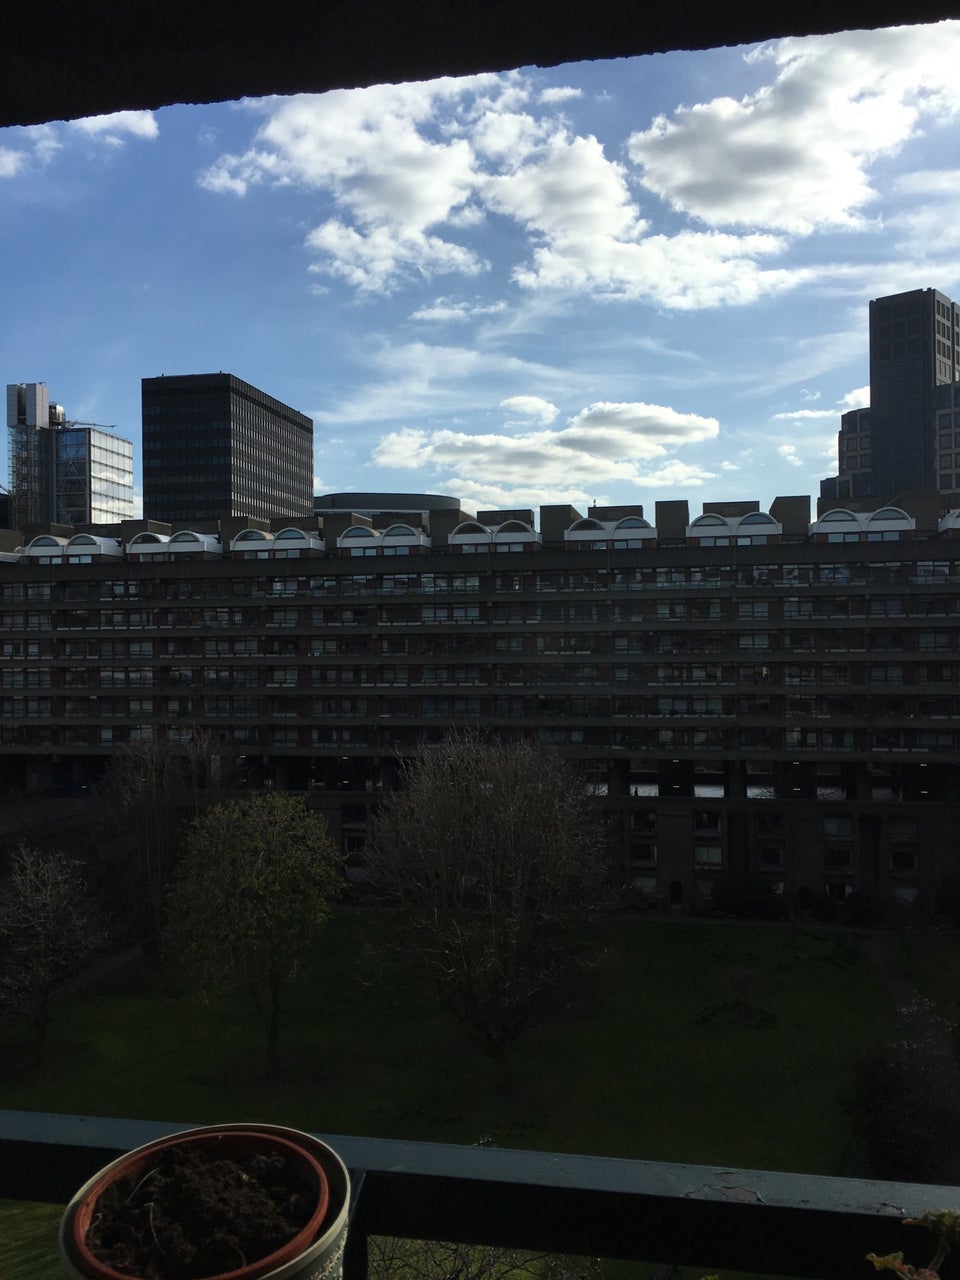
(142, 373), (313, 523)
(822, 288), (960, 505)
(7, 382), (134, 528)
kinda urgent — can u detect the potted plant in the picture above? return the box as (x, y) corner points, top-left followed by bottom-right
(59, 1122), (351, 1280)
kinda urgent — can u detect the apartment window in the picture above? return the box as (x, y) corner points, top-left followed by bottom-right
(890, 849), (917, 874)
(268, 607), (299, 626)
(824, 816), (853, 841)
(738, 601), (769, 619)
(422, 604), (450, 622)
(824, 846), (854, 869)
(694, 811), (721, 834)
(919, 632), (953, 651)
(694, 844), (722, 868)
(869, 664), (903, 684)
(201, 607), (236, 626)
(869, 597), (903, 616)
(917, 730), (955, 749)
(783, 598), (813, 619)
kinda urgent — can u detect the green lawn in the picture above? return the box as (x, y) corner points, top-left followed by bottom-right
(0, 914), (894, 1280)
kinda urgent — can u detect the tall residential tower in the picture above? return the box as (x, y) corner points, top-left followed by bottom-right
(6, 382), (134, 529)
(141, 373), (313, 524)
(822, 288), (960, 506)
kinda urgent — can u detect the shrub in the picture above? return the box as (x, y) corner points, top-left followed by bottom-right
(844, 1025), (960, 1184)
(711, 877), (788, 920)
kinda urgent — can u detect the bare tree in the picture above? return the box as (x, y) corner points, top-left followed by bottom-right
(163, 793), (343, 1078)
(94, 732), (237, 951)
(366, 732), (605, 1084)
(0, 845), (108, 1064)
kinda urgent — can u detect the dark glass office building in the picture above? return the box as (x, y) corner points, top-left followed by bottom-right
(142, 373), (313, 523)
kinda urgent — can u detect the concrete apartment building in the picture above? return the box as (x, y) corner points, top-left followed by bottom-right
(1, 492), (958, 910)
(823, 287), (960, 507)
(141, 373), (314, 524)
(6, 382), (134, 528)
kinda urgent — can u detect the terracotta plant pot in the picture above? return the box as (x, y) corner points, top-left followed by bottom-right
(59, 1123), (351, 1280)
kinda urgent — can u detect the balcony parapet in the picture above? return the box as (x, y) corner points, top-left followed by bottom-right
(2, 1110), (959, 1280)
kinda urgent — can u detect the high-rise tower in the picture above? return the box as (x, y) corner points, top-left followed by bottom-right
(141, 373), (313, 524)
(822, 288), (960, 505)
(6, 382), (134, 529)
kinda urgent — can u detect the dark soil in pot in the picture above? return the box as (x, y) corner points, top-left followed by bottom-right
(84, 1141), (317, 1279)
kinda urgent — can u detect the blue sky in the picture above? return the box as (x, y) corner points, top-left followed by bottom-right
(3, 20), (960, 518)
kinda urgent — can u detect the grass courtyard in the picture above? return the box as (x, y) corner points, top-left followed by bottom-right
(0, 914), (905, 1279)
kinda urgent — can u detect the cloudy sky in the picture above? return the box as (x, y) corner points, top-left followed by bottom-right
(3, 20), (960, 517)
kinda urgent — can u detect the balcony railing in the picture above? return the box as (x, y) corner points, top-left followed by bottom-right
(2, 1110), (959, 1280)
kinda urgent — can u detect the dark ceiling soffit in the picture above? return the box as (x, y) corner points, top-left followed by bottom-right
(5, 0), (960, 128)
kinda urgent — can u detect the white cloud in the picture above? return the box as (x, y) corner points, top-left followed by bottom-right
(22, 124), (61, 165)
(627, 22), (960, 234)
(195, 28), (960, 309)
(771, 407), (840, 421)
(513, 226), (805, 307)
(199, 81), (497, 292)
(198, 75), (803, 307)
(470, 109), (548, 162)
(313, 340), (568, 426)
(484, 131), (646, 259)
(887, 170), (960, 252)
(0, 124), (61, 177)
(539, 87), (583, 104)
(839, 385), (870, 410)
(70, 111), (159, 146)
(778, 444), (804, 467)
(746, 324), (865, 396)
(777, 429), (838, 470)
(0, 148), (24, 178)
(500, 395), (558, 425)
(372, 400), (719, 499)
(410, 297), (507, 322)
(305, 221), (484, 293)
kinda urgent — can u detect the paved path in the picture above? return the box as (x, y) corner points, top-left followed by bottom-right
(858, 933), (955, 1056)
